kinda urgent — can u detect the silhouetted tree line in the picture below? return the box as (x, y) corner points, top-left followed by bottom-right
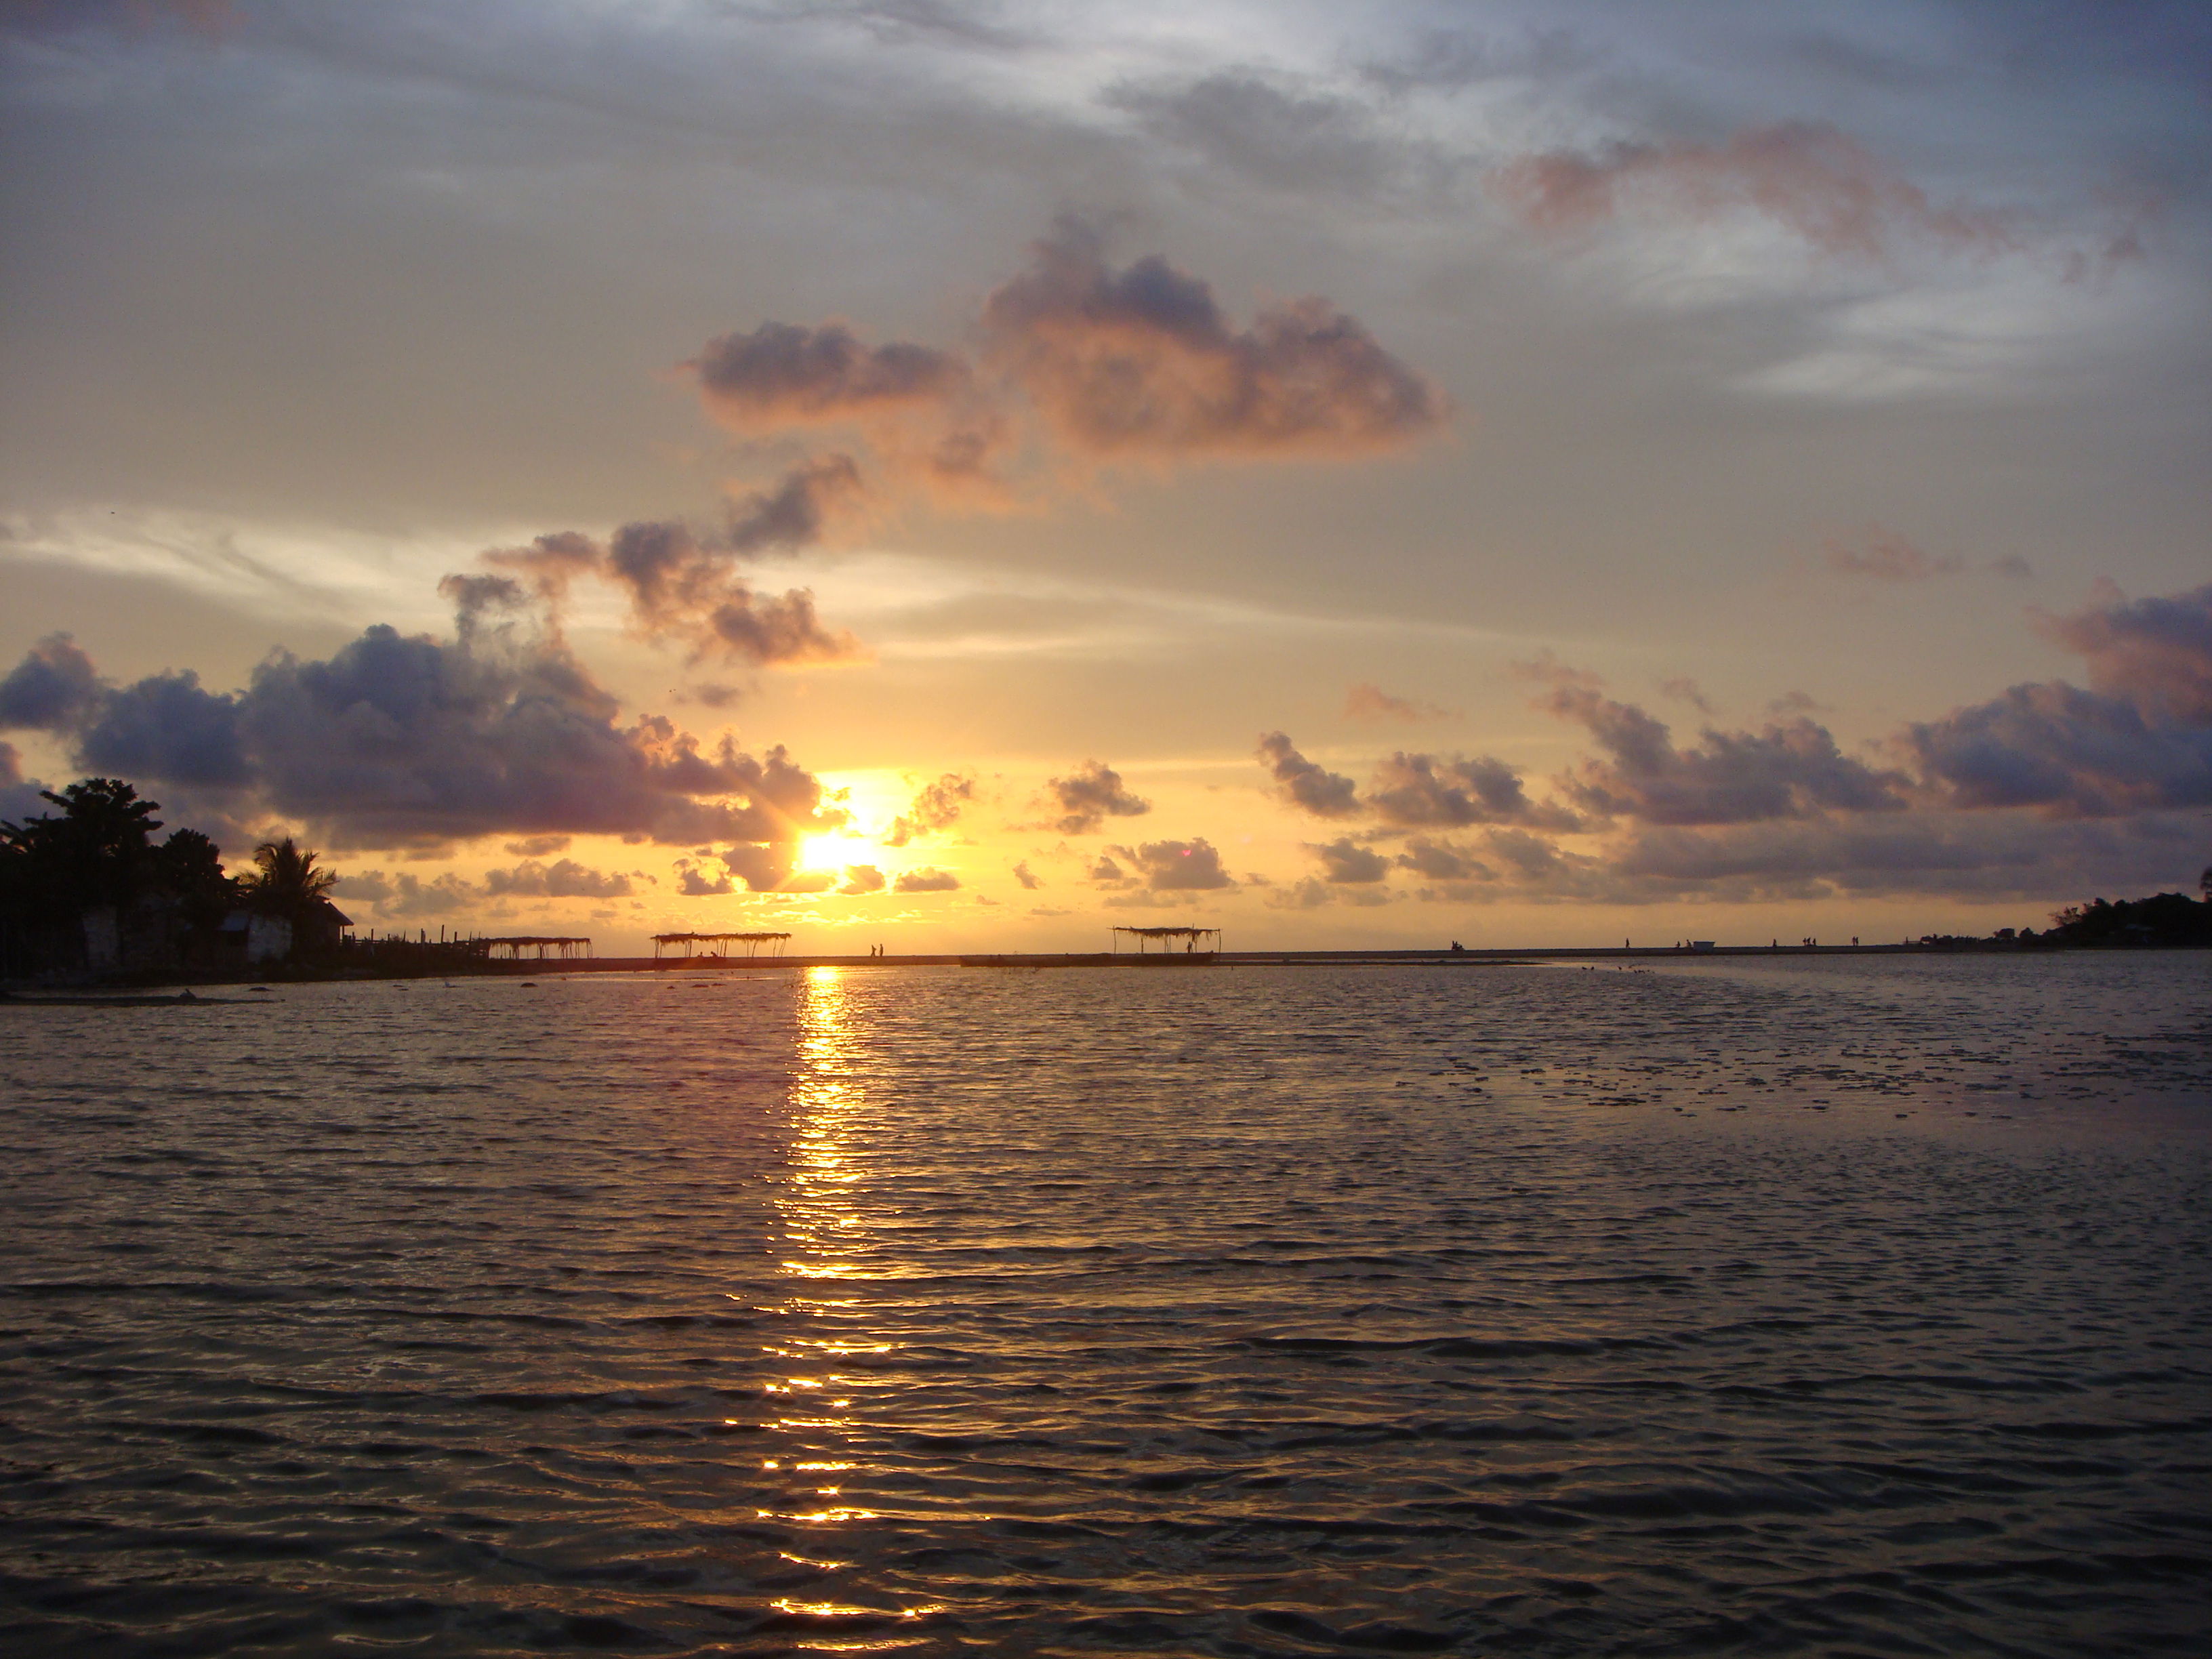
(0, 777), (341, 977)
(2041, 870), (2212, 948)
(1917, 866), (2212, 950)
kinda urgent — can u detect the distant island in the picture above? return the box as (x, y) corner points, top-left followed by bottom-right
(1914, 873), (2212, 951)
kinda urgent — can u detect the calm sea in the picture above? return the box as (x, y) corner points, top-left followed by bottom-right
(2, 955), (2208, 1656)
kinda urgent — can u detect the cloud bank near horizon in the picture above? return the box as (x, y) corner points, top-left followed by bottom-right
(6, 581), (2203, 919)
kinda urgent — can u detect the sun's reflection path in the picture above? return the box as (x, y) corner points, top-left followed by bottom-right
(758, 967), (947, 1638)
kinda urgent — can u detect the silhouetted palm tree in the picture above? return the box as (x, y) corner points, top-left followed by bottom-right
(244, 837), (337, 922)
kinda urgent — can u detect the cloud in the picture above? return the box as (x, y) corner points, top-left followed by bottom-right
(503, 835), (571, 857)
(1534, 673), (1907, 825)
(840, 863), (886, 895)
(1105, 70), (1392, 196)
(1256, 731), (1359, 817)
(893, 865), (960, 893)
(1493, 122), (2014, 262)
(0, 590), (848, 853)
(1043, 759), (1151, 834)
(0, 741), (47, 822)
(1608, 812), (2203, 903)
(1822, 526), (1962, 581)
(1368, 750), (1578, 830)
(1393, 837), (1494, 882)
(335, 869), (478, 918)
(884, 772), (976, 846)
(1120, 837), (1233, 890)
(676, 863), (735, 897)
(1343, 682), (1453, 723)
(1900, 681), (2212, 817)
(483, 857), (632, 899)
(663, 220), (1447, 540)
(599, 508), (864, 665)
(1658, 677), (1713, 714)
(0, 634), (100, 729)
(480, 511), (863, 668)
(1266, 874), (1391, 909)
(1309, 835), (1389, 884)
(1088, 853), (1132, 888)
(981, 218), (1448, 460)
(1896, 584), (2212, 818)
(76, 668), (253, 789)
(691, 321), (967, 428)
(2036, 580), (2212, 724)
(1011, 859), (1041, 890)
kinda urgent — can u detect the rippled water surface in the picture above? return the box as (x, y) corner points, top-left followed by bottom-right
(3, 954), (2209, 1656)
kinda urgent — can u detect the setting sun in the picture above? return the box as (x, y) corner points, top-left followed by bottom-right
(802, 832), (861, 872)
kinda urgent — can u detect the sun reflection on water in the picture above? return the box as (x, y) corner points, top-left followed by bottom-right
(758, 967), (936, 1630)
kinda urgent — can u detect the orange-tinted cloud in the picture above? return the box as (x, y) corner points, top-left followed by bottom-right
(1822, 525), (1962, 581)
(673, 221), (1448, 535)
(1494, 123), (2014, 262)
(1343, 682), (1453, 722)
(885, 773), (976, 846)
(981, 219), (1448, 459)
(2035, 581), (2212, 725)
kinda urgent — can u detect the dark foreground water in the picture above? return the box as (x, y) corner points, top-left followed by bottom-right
(2, 955), (2209, 1657)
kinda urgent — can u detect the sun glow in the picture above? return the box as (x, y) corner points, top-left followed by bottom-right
(802, 832), (865, 871)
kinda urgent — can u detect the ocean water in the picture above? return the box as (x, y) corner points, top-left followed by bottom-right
(1, 954), (2208, 1657)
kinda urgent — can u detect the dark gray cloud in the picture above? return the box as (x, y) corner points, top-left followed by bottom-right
(676, 861), (735, 897)
(1368, 750), (1579, 830)
(1393, 836), (1493, 882)
(0, 596), (847, 851)
(893, 865), (960, 893)
(1011, 858), (1040, 890)
(1899, 583), (2212, 817)
(602, 497), (865, 665)
(0, 739), (47, 823)
(692, 321), (967, 426)
(1310, 835), (1389, 884)
(1608, 811), (2204, 903)
(483, 502), (864, 668)
(982, 218), (1448, 459)
(1044, 759), (1151, 834)
(1901, 681), (2212, 817)
(1536, 676), (1907, 825)
(885, 772), (976, 846)
(503, 834), (571, 857)
(0, 633), (100, 729)
(1256, 731), (1359, 817)
(840, 863), (886, 895)
(483, 857), (632, 899)
(78, 670), (255, 789)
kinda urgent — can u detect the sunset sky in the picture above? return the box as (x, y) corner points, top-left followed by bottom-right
(3, 0), (2207, 952)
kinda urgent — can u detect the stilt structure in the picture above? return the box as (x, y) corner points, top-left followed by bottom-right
(482, 936), (593, 960)
(1111, 926), (1221, 959)
(651, 931), (792, 960)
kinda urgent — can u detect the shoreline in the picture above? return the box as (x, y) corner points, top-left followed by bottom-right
(6, 939), (2204, 994)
